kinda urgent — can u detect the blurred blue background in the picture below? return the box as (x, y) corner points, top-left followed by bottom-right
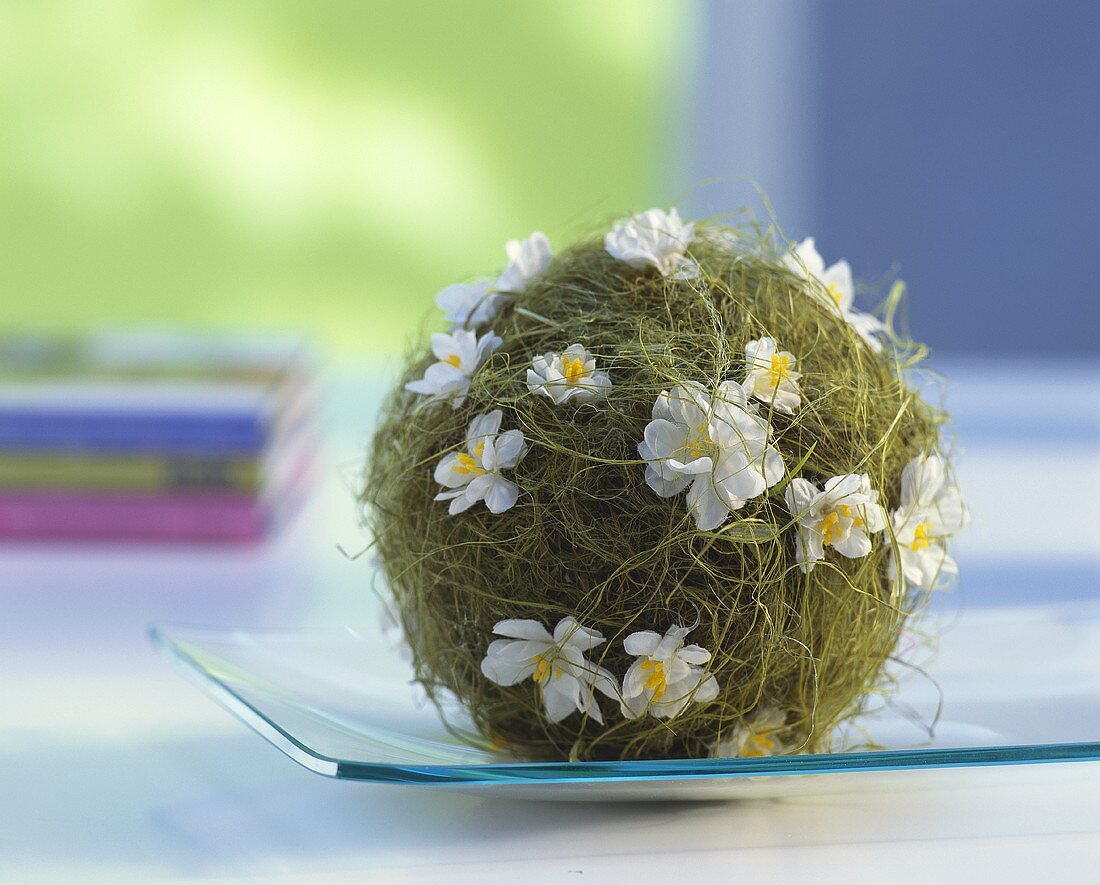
(683, 0), (1100, 355)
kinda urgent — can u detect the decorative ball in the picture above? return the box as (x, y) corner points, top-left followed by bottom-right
(364, 211), (966, 762)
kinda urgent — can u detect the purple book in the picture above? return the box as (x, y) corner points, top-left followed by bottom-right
(0, 442), (314, 542)
(0, 492), (270, 542)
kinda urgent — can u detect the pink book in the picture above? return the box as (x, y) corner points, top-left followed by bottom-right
(0, 492), (271, 542)
(0, 432), (315, 543)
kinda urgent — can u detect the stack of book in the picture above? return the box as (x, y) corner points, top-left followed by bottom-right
(0, 330), (316, 542)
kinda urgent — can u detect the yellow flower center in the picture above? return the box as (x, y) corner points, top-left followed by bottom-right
(442, 353), (462, 368)
(561, 355), (588, 385)
(684, 422), (713, 461)
(839, 503), (864, 527)
(767, 352), (792, 387)
(821, 510), (843, 545)
(639, 659), (668, 702)
(532, 653), (564, 685)
(826, 283), (844, 305)
(909, 521), (933, 551)
(453, 452), (485, 476)
(743, 731), (777, 757)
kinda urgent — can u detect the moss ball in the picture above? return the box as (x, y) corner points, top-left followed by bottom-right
(364, 222), (941, 762)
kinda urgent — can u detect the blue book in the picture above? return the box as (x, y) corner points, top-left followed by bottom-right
(0, 331), (314, 456)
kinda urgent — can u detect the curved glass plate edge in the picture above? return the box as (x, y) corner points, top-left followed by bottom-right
(151, 624), (340, 777)
(150, 623), (1100, 787)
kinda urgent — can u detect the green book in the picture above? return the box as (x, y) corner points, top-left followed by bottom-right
(0, 452), (262, 493)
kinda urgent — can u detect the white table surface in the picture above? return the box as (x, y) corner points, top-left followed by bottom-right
(2, 359), (1098, 883)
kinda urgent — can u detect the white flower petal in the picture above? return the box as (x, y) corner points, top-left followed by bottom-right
(467, 409), (503, 446)
(492, 429), (527, 470)
(820, 260), (854, 310)
(860, 500), (888, 534)
(481, 642), (538, 686)
(429, 331), (459, 363)
(408, 330), (499, 408)
(784, 237), (826, 279)
(643, 465), (692, 498)
(768, 385), (801, 415)
(831, 528), (873, 559)
(713, 450), (766, 504)
(582, 371), (613, 397)
(484, 638), (544, 665)
(592, 666), (620, 700)
(893, 453), (967, 589)
(784, 477), (819, 515)
(541, 675), (582, 723)
(480, 616), (613, 723)
(623, 630), (662, 657)
(493, 619), (554, 641)
(554, 616), (605, 651)
(686, 476), (730, 531)
(787, 473), (886, 568)
(482, 476), (519, 513)
(901, 544), (957, 591)
(436, 279), (502, 327)
(642, 418), (691, 461)
(663, 656), (694, 685)
(447, 492), (477, 515)
(760, 447), (787, 487)
(692, 672), (720, 703)
(622, 658), (649, 699)
(822, 473), (864, 501)
(604, 208), (695, 277)
(901, 453), (944, 509)
(475, 331), (503, 363)
(901, 454), (969, 532)
(433, 452), (468, 489)
(619, 689), (649, 720)
(929, 549), (959, 589)
(653, 625), (692, 657)
(743, 339), (802, 414)
(794, 525), (825, 573)
(667, 454), (715, 476)
(846, 309), (885, 351)
(674, 384), (709, 419)
(463, 472), (496, 506)
(578, 684), (605, 725)
(930, 486), (969, 535)
(677, 644), (711, 666)
(745, 336), (777, 367)
(404, 362), (470, 406)
(648, 683), (695, 718)
(497, 231), (552, 293)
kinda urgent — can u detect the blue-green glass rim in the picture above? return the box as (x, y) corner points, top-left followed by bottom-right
(151, 625), (1100, 787)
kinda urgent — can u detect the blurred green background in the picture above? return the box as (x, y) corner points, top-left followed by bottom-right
(0, 1), (687, 355)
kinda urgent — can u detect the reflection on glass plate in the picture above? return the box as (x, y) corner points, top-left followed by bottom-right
(151, 600), (1100, 802)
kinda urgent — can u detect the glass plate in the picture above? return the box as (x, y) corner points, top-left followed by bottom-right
(151, 600), (1100, 802)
